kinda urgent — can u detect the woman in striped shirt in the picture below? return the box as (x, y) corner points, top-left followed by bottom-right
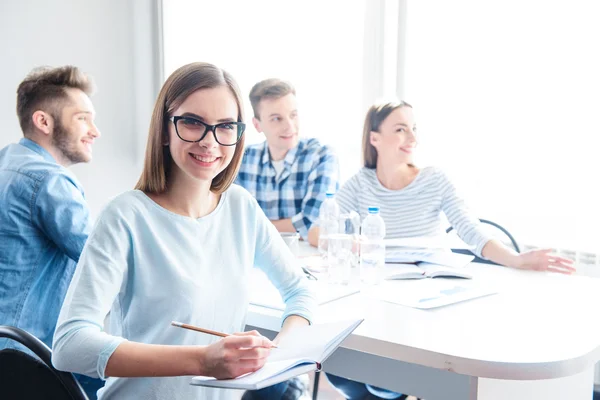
(320, 102), (575, 399)
(312, 100), (574, 273)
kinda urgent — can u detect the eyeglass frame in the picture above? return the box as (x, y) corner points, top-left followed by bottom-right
(169, 116), (246, 146)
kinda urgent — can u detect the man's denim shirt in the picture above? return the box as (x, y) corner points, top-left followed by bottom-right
(0, 138), (90, 348)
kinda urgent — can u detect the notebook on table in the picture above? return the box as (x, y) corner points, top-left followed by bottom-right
(190, 319), (364, 390)
(384, 262), (472, 280)
(384, 236), (473, 250)
(385, 248), (475, 269)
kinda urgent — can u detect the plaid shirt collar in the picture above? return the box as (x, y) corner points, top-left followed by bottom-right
(260, 139), (304, 168)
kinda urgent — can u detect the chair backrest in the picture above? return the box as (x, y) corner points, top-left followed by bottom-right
(445, 219), (520, 264)
(0, 326), (89, 400)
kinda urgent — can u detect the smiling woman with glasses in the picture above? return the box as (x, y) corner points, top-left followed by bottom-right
(52, 62), (315, 400)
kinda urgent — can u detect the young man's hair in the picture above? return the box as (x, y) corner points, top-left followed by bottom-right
(362, 101), (413, 169)
(249, 78), (296, 119)
(16, 65), (95, 137)
(135, 62), (246, 195)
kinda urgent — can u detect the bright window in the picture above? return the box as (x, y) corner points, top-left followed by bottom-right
(404, 1), (600, 252)
(163, 0), (367, 181)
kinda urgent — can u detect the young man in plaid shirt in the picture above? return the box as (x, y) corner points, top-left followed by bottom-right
(235, 78), (339, 242)
(236, 79), (338, 400)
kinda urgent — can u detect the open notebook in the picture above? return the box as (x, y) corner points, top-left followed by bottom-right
(191, 319), (364, 390)
(384, 236), (473, 250)
(385, 262), (472, 280)
(386, 249), (475, 269)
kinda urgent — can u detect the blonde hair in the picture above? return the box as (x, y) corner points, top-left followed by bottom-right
(249, 78), (295, 119)
(135, 62), (245, 194)
(362, 101), (413, 168)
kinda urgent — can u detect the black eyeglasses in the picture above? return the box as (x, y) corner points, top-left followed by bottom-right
(169, 116), (245, 146)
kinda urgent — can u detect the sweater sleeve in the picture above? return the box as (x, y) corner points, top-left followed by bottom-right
(253, 199), (316, 325)
(52, 201), (130, 379)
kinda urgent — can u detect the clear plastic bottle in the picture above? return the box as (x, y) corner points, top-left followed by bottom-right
(317, 192), (340, 257)
(360, 206), (386, 285)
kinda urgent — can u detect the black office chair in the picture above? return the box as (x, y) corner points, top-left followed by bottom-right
(0, 325), (89, 400)
(312, 371), (320, 400)
(445, 219), (521, 265)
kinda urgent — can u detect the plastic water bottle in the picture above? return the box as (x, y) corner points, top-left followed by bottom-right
(318, 192), (340, 257)
(360, 207), (386, 285)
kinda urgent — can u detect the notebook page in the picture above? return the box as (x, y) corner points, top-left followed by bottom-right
(384, 264), (426, 280)
(191, 358), (315, 389)
(419, 263), (472, 279)
(319, 319), (363, 362)
(267, 319), (363, 363)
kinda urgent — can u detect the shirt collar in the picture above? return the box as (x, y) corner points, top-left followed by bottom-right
(19, 138), (57, 164)
(260, 141), (271, 165)
(260, 138), (304, 166)
(282, 139), (302, 166)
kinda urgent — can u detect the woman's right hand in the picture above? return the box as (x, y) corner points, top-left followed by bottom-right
(199, 330), (275, 379)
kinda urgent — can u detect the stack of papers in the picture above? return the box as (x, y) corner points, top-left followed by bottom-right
(373, 237), (495, 309)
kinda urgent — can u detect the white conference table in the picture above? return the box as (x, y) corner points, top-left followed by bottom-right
(246, 242), (600, 400)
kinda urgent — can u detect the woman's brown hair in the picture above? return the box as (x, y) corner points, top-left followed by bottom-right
(362, 101), (412, 169)
(135, 62), (246, 194)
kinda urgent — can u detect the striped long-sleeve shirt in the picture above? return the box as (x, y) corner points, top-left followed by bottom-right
(335, 167), (491, 257)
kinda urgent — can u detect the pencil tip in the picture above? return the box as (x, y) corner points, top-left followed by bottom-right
(171, 321), (182, 327)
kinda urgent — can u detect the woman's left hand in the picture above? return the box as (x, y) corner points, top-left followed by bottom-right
(515, 248), (576, 274)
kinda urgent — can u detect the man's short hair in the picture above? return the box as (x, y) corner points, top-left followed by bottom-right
(16, 65), (95, 136)
(249, 78), (296, 119)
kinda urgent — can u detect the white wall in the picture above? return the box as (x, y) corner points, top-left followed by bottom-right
(0, 0), (161, 218)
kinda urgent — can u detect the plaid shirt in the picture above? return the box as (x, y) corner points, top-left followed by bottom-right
(235, 138), (339, 239)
